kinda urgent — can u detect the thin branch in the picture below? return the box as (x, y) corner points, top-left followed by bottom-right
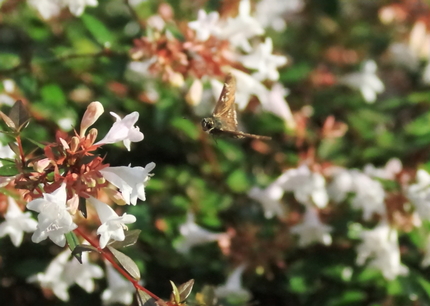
(124, 0), (145, 35)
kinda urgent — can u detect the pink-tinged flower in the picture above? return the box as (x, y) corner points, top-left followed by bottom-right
(176, 212), (228, 254)
(100, 162), (155, 205)
(239, 38), (287, 81)
(26, 184), (77, 247)
(215, 264), (251, 301)
(28, 249), (103, 301)
(356, 221), (408, 280)
(217, 0), (264, 52)
(94, 111), (144, 151)
(102, 262), (135, 305)
(290, 206), (332, 247)
(248, 183), (285, 219)
(188, 9), (221, 41)
(0, 197), (37, 247)
(339, 60), (385, 103)
(88, 197), (136, 249)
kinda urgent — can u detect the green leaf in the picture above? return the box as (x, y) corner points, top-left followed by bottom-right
(170, 117), (199, 140)
(81, 14), (114, 46)
(65, 231), (82, 263)
(108, 246), (141, 280)
(170, 280), (181, 305)
(0, 163), (19, 176)
(226, 169), (250, 193)
(40, 84), (66, 106)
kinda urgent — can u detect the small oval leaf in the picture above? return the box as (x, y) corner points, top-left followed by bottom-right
(170, 281), (181, 305)
(136, 289), (158, 306)
(108, 246), (141, 280)
(178, 279), (194, 302)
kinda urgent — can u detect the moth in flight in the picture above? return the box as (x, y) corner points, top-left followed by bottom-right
(201, 73), (271, 140)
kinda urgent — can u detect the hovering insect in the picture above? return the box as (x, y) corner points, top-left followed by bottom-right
(201, 73), (271, 140)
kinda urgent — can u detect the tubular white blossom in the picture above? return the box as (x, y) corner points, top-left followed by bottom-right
(0, 197), (37, 247)
(94, 111), (144, 151)
(26, 184), (78, 247)
(100, 162), (156, 205)
(88, 197), (137, 248)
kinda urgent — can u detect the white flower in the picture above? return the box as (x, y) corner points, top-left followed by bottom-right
(65, 0), (98, 17)
(215, 264), (251, 301)
(388, 43), (419, 71)
(350, 172), (386, 220)
(28, 249), (103, 301)
(363, 158), (402, 180)
(0, 197), (37, 247)
(356, 222), (408, 280)
(339, 60), (385, 103)
(188, 9), (221, 41)
(28, 0), (98, 19)
(407, 169), (430, 221)
(262, 82), (295, 129)
(327, 167), (355, 203)
(217, 0), (264, 52)
(290, 206), (332, 247)
(27, 184), (78, 247)
(0, 143), (15, 167)
(102, 262), (135, 305)
(239, 37), (287, 81)
(328, 168), (386, 220)
(280, 165), (329, 208)
(89, 197), (137, 249)
(28, 0), (62, 20)
(64, 251), (104, 293)
(100, 162), (155, 205)
(229, 69), (269, 110)
(248, 184), (284, 219)
(176, 212), (227, 254)
(27, 249), (71, 301)
(94, 111), (144, 151)
(255, 0), (304, 31)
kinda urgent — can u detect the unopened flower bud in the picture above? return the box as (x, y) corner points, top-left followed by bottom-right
(34, 158), (51, 173)
(88, 128), (98, 145)
(169, 72), (184, 87)
(70, 136), (80, 152)
(185, 78), (203, 106)
(80, 101), (104, 137)
(87, 178), (96, 188)
(104, 187), (127, 206)
(67, 193), (79, 215)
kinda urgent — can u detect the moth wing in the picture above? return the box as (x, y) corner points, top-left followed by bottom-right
(212, 73), (238, 131)
(218, 129), (272, 140)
